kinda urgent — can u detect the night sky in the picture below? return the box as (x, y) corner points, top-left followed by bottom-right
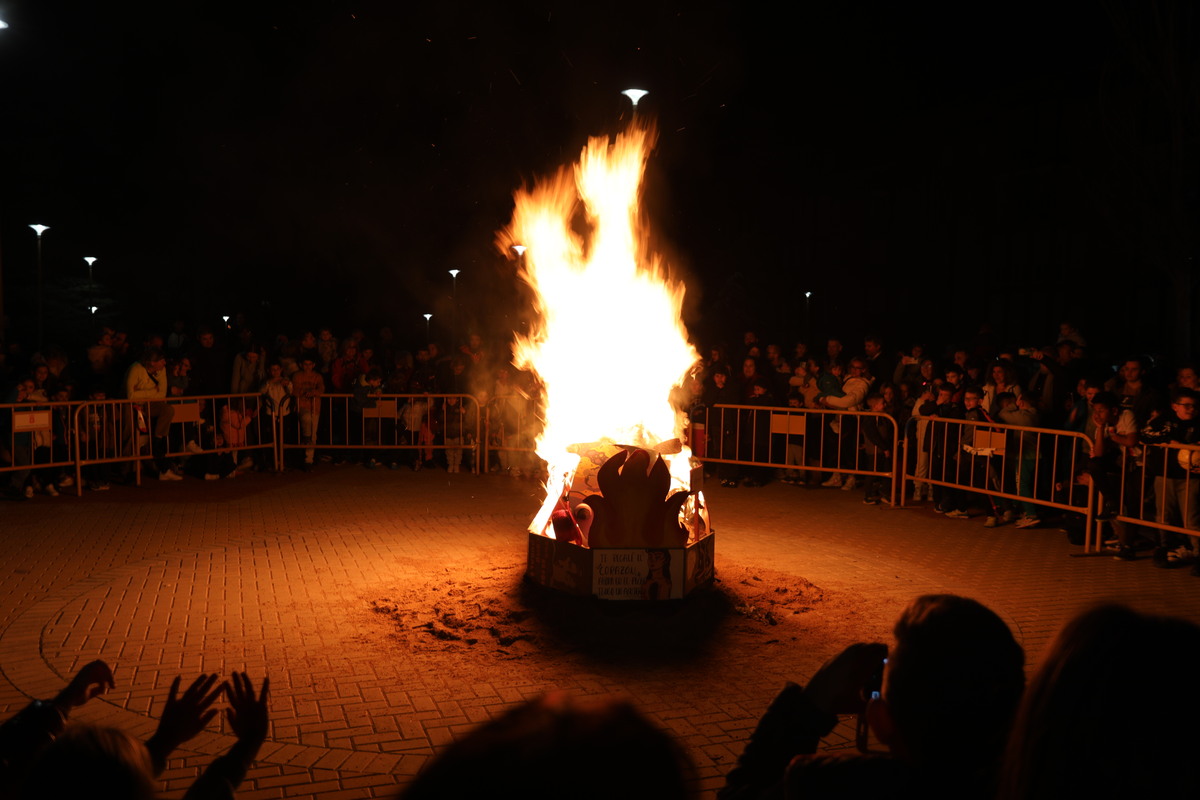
(0, 2), (1194, 359)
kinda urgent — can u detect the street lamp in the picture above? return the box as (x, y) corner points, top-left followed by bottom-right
(622, 89), (648, 108)
(448, 269), (460, 296)
(29, 224), (49, 349)
(423, 313), (432, 342)
(88, 305), (98, 315)
(84, 256), (97, 284)
(511, 245), (526, 257)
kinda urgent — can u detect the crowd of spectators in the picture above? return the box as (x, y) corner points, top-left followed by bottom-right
(2, 317), (1198, 569)
(3, 597), (1196, 799)
(688, 323), (1200, 573)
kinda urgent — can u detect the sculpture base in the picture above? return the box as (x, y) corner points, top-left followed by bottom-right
(525, 532), (715, 601)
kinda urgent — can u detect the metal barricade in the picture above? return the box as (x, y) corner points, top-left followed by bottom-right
(1109, 442), (1200, 552)
(902, 415), (1096, 547)
(698, 405), (902, 503)
(70, 398), (151, 494)
(279, 393), (483, 473)
(161, 393), (276, 473)
(481, 398), (540, 478)
(1, 400), (78, 495)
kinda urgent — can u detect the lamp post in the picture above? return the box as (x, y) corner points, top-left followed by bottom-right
(448, 269), (460, 345)
(84, 256), (97, 284)
(423, 313), (432, 342)
(29, 224), (49, 349)
(804, 291), (812, 344)
(622, 89), (648, 110)
(88, 305), (98, 315)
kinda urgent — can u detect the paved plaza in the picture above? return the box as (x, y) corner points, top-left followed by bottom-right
(2, 468), (1199, 799)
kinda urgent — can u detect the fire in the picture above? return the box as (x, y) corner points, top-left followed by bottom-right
(499, 120), (698, 537)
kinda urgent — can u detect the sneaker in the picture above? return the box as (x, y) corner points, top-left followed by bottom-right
(821, 475), (843, 488)
(983, 516), (998, 528)
(186, 440), (204, 455)
(1001, 509), (1017, 524)
(945, 509), (970, 519)
(863, 497), (879, 505)
(224, 470), (238, 480)
(387, 461), (400, 470)
(238, 456), (255, 470)
(841, 476), (858, 491)
(57, 475), (74, 488)
(1114, 546), (1137, 562)
(366, 459), (379, 470)
(932, 505), (946, 514)
(204, 473), (220, 481)
(23, 485), (34, 499)
(1013, 515), (1040, 529)
(880, 497), (895, 506)
(1167, 546), (1194, 563)
(159, 469), (183, 481)
(44, 484), (59, 497)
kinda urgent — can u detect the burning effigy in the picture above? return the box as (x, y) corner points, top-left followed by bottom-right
(498, 119), (714, 600)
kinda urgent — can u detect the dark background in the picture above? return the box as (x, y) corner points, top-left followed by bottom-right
(0, 1), (1196, 361)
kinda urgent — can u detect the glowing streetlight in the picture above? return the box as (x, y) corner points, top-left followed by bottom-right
(222, 315), (231, 328)
(423, 313), (432, 342)
(511, 245), (526, 257)
(622, 89), (648, 108)
(0, 19), (8, 30)
(448, 268), (460, 297)
(29, 224), (49, 349)
(84, 256), (97, 283)
(88, 305), (98, 315)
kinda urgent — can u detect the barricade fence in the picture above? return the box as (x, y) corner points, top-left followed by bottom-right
(902, 415), (1098, 547)
(279, 393), (483, 473)
(7, 396), (1200, 555)
(1110, 442), (1200, 553)
(695, 404), (902, 504)
(481, 398), (538, 478)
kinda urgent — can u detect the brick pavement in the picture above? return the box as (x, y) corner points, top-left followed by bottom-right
(2, 469), (1199, 798)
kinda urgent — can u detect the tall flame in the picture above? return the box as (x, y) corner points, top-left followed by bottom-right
(499, 121), (698, 533)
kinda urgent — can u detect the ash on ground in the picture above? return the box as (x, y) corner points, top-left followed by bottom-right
(367, 559), (826, 667)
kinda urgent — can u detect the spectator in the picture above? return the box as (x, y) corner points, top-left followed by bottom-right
(819, 359), (872, 491)
(399, 694), (693, 800)
(860, 393), (895, 505)
(125, 347), (181, 481)
(997, 391), (1042, 528)
(982, 361), (1022, 417)
(1105, 356), (1159, 427)
(1140, 387), (1200, 571)
(999, 605), (1200, 800)
(229, 346), (265, 394)
(721, 594), (1024, 800)
(291, 356), (325, 471)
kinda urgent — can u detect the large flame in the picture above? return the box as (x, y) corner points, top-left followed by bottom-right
(499, 121), (698, 535)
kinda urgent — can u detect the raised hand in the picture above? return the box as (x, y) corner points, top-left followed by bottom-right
(154, 674), (224, 747)
(54, 659), (115, 710)
(145, 673), (224, 775)
(804, 642), (890, 717)
(226, 672), (271, 749)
